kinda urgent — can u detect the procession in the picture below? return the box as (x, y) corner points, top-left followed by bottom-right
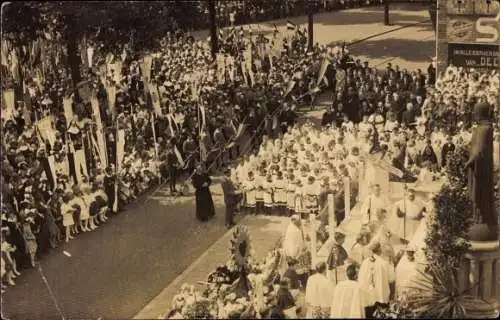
(1, 1), (500, 319)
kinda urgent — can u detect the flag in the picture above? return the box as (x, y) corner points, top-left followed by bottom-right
(199, 105), (206, 133)
(1, 39), (9, 67)
(63, 96), (74, 123)
(1, 89), (15, 121)
(37, 116), (56, 146)
(174, 145), (185, 168)
(151, 112), (159, 162)
(167, 114), (176, 137)
(316, 58), (330, 86)
(147, 83), (162, 115)
(286, 21), (296, 30)
(91, 95), (107, 167)
(111, 61), (123, 84)
(87, 46), (94, 67)
(141, 55), (153, 82)
(106, 84), (117, 115)
(283, 80), (296, 97)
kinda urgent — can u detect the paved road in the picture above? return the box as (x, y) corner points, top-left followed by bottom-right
(2, 186), (232, 319)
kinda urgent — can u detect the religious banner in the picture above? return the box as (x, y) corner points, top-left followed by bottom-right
(216, 53), (226, 84)
(63, 96), (74, 123)
(147, 83), (162, 116)
(174, 145), (185, 168)
(90, 96), (107, 167)
(1, 89), (15, 121)
(116, 129), (126, 171)
(105, 84), (117, 115)
(47, 155), (57, 188)
(87, 46), (94, 68)
(37, 116), (56, 146)
(316, 57), (330, 86)
(199, 104), (207, 133)
(141, 54), (153, 82)
(1, 39), (9, 67)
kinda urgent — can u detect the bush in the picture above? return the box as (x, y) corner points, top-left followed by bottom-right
(424, 185), (472, 270)
(445, 146), (469, 190)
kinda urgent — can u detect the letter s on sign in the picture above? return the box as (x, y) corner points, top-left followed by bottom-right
(476, 13), (500, 43)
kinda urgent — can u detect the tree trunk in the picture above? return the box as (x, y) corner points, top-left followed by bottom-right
(384, 1), (390, 26)
(208, 0), (218, 59)
(65, 15), (82, 97)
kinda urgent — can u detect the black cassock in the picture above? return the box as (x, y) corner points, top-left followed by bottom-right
(192, 173), (215, 222)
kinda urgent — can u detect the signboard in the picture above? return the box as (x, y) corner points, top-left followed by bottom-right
(436, 0), (500, 73)
(448, 43), (499, 69)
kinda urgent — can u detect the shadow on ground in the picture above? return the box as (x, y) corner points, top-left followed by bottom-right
(348, 37), (435, 64)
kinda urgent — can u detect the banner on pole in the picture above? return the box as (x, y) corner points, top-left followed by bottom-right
(148, 83), (162, 116)
(63, 97), (74, 123)
(1, 89), (15, 121)
(141, 55), (153, 82)
(316, 58), (330, 86)
(37, 116), (56, 146)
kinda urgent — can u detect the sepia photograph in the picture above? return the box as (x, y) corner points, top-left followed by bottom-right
(0, 0), (499, 319)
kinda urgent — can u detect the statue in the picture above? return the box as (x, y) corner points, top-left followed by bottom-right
(465, 102), (497, 241)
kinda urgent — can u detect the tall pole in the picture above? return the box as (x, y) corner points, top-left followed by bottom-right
(208, 0), (218, 59)
(308, 2), (314, 51)
(384, 0), (390, 26)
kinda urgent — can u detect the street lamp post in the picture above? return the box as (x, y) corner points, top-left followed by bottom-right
(208, 0), (218, 59)
(308, 1), (314, 51)
(384, 0), (390, 26)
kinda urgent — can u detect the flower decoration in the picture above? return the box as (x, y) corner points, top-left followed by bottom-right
(230, 225), (252, 270)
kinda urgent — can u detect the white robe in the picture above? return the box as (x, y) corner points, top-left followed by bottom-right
(390, 198), (425, 241)
(306, 273), (334, 313)
(358, 256), (395, 305)
(283, 223), (306, 259)
(360, 194), (390, 224)
(330, 280), (367, 318)
(395, 256), (421, 299)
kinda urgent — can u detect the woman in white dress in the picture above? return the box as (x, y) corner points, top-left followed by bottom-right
(243, 171), (257, 214)
(286, 173), (297, 216)
(61, 190), (76, 242)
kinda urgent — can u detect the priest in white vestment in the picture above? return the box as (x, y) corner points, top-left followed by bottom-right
(358, 247), (395, 315)
(363, 152), (390, 195)
(390, 188), (426, 241)
(395, 247), (423, 299)
(283, 215), (310, 285)
(305, 262), (334, 318)
(330, 264), (369, 319)
(360, 184), (390, 224)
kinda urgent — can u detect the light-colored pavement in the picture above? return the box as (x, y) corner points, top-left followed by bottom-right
(133, 214), (289, 319)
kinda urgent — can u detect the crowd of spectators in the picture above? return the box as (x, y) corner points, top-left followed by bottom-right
(0, 23), (334, 290)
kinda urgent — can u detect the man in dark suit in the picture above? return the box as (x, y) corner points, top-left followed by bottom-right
(321, 106), (335, 127)
(219, 168), (241, 228)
